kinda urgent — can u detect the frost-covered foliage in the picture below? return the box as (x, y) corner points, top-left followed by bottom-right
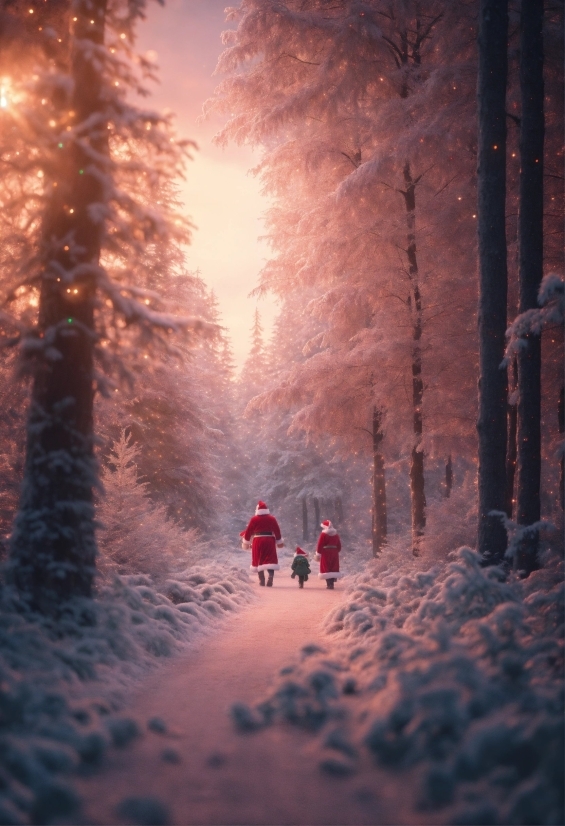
(97, 430), (195, 582)
(232, 548), (564, 824)
(0, 565), (253, 824)
(213, 0), (564, 555)
(505, 274), (564, 362)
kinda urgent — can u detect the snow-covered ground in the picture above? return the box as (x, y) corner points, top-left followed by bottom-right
(235, 546), (564, 825)
(1, 544), (562, 825)
(0, 562), (254, 825)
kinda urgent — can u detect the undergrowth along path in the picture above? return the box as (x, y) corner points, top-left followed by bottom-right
(76, 567), (410, 825)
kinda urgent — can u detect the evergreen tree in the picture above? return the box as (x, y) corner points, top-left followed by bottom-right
(98, 430), (190, 581)
(1, 0), (192, 610)
(239, 307), (269, 403)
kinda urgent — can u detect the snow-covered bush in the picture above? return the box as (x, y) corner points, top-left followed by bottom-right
(232, 547), (564, 824)
(97, 430), (212, 583)
(0, 565), (253, 824)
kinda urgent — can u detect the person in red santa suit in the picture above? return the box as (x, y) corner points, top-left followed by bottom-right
(241, 501), (284, 586)
(315, 519), (344, 589)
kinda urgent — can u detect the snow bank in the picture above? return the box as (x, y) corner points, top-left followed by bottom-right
(232, 548), (564, 825)
(0, 564), (253, 824)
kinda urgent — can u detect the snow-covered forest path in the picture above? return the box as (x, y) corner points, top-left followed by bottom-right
(76, 568), (410, 825)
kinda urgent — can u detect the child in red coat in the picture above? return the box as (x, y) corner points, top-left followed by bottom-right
(315, 520), (344, 589)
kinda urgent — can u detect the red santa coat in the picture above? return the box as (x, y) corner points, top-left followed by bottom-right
(316, 529), (344, 579)
(243, 513), (283, 572)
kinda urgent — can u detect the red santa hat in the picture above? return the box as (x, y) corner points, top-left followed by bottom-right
(295, 546), (307, 555)
(321, 520), (337, 534)
(255, 500), (270, 515)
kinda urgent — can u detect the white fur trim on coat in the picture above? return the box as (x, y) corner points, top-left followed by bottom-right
(250, 563), (280, 572)
(255, 508), (270, 515)
(319, 571), (345, 580)
(293, 552), (308, 559)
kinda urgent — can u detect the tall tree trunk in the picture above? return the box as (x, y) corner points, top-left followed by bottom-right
(444, 455), (453, 498)
(9, 0), (108, 610)
(302, 497), (308, 541)
(371, 406), (387, 556)
(335, 497), (344, 525)
(558, 386), (564, 510)
(313, 498), (320, 532)
(402, 163), (426, 556)
(505, 358), (518, 517)
(477, 0), (509, 564)
(515, 0), (545, 574)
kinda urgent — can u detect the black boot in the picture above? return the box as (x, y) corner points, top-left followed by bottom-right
(299, 576), (304, 588)
(267, 571), (274, 587)
(258, 571), (266, 586)
(326, 578), (335, 589)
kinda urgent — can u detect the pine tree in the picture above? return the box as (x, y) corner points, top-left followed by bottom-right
(239, 307), (269, 403)
(2, 0), (191, 610)
(98, 430), (189, 581)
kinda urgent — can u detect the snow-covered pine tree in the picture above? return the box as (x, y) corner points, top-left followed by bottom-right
(239, 307), (269, 405)
(1, 0), (197, 610)
(97, 429), (190, 581)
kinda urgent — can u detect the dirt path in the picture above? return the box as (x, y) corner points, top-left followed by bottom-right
(77, 568), (404, 825)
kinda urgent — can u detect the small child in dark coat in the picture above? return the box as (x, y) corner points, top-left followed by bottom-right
(290, 547), (311, 588)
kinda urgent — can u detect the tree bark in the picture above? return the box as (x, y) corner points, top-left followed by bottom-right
(313, 498), (320, 532)
(444, 455), (453, 499)
(335, 497), (344, 525)
(302, 497), (308, 541)
(477, 0), (509, 563)
(9, 0), (108, 610)
(371, 406), (387, 557)
(558, 386), (564, 510)
(401, 163), (426, 556)
(505, 359), (518, 517)
(515, 0), (544, 574)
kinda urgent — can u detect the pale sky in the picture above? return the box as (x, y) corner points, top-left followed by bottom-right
(137, 0), (278, 369)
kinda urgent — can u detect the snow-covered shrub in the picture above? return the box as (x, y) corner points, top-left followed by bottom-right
(0, 564), (253, 824)
(232, 547), (564, 825)
(97, 431), (211, 583)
